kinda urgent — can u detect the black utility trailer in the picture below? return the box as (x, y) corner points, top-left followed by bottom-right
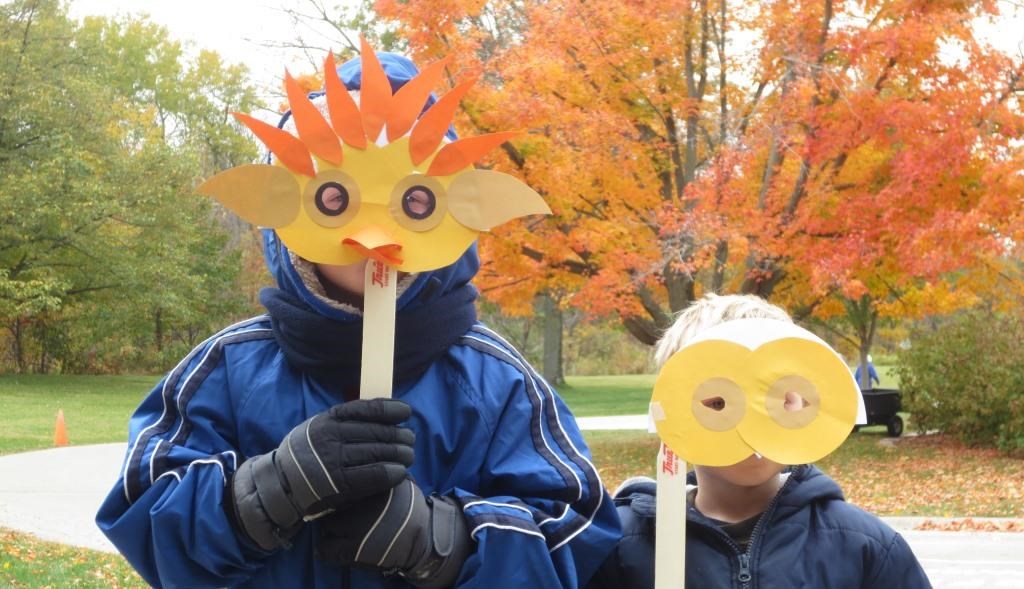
(858, 388), (904, 437)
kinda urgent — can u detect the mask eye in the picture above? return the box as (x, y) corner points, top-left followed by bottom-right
(402, 186), (436, 219)
(315, 182), (349, 216)
(390, 175), (447, 232)
(303, 170), (360, 228)
(783, 391), (810, 412)
(691, 377), (746, 432)
(766, 376), (820, 429)
(701, 396), (727, 412)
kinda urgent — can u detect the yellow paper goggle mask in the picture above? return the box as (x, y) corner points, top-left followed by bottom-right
(196, 40), (550, 272)
(650, 319), (867, 467)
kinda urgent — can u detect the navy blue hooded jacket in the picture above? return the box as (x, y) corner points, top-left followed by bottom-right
(589, 465), (931, 589)
(96, 53), (619, 589)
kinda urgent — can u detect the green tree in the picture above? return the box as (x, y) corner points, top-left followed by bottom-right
(896, 310), (1024, 454)
(0, 0), (262, 373)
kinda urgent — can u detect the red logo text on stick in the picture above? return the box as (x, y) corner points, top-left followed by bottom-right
(371, 262), (390, 288)
(661, 444), (679, 475)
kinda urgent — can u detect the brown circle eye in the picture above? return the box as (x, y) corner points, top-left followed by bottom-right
(701, 396), (727, 412)
(315, 182), (349, 216)
(402, 186), (436, 219)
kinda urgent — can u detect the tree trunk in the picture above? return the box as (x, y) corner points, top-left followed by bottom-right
(541, 293), (565, 386)
(845, 295), (878, 389)
(154, 307), (164, 353)
(12, 318), (25, 373)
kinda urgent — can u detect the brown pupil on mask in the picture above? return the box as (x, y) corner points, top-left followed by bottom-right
(701, 396), (726, 411)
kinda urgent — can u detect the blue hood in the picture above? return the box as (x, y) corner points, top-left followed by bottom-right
(263, 51), (476, 321)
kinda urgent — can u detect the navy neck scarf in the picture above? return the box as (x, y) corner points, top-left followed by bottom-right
(260, 283), (477, 400)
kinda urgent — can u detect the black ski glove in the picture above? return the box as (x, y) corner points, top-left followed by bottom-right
(229, 398), (415, 551)
(316, 478), (472, 589)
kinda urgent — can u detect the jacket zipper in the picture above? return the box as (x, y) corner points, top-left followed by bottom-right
(688, 468), (801, 589)
(738, 553), (752, 584)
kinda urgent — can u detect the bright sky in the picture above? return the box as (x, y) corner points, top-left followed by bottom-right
(68, 0), (359, 110)
(69, 0), (1024, 107)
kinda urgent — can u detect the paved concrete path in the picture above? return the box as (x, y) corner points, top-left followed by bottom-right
(0, 443), (124, 553)
(1, 441), (1022, 586)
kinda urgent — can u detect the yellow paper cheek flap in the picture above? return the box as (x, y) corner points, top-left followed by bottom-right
(447, 169), (551, 231)
(196, 164), (300, 228)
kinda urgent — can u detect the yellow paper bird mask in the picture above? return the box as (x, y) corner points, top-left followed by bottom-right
(650, 319), (868, 467)
(197, 40), (550, 272)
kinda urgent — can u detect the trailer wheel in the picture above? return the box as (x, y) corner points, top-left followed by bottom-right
(887, 415), (904, 437)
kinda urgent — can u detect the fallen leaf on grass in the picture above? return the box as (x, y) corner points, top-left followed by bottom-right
(818, 434), (1024, 517)
(914, 518), (1024, 532)
(587, 432), (1024, 517)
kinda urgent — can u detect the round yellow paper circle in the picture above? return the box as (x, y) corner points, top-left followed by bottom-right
(739, 338), (859, 465)
(651, 341), (754, 467)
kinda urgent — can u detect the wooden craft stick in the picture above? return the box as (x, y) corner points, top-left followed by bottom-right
(655, 441), (687, 589)
(359, 259), (397, 399)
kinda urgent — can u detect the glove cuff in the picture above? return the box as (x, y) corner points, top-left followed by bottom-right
(402, 494), (472, 589)
(229, 453), (303, 551)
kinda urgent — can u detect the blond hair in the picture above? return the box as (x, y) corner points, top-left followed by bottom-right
(653, 294), (791, 369)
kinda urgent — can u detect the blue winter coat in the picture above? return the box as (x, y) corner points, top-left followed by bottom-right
(95, 54), (619, 589)
(589, 465), (931, 589)
(854, 363), (881, 389)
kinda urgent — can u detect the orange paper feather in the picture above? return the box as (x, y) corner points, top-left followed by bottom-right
(359, 38), (392, 143)
(234, 112), (315, 177)
(426, 132), (519, 176)
(285, 71), (343, 165)
(324, 52), (367, 150)
(409, 78), (477, 165)
(387, 56), (450, 142)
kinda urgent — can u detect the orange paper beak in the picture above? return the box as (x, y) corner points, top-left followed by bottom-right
(342, 226), (404, 266)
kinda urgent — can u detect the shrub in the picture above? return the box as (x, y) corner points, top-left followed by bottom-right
(895, 311), (1024, 454)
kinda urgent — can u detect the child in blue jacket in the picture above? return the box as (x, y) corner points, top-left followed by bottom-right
(96, 51), (618, 589)
(589, 294), (931, 589)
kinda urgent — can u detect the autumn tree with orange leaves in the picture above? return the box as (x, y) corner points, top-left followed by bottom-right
(364, 0), (1024, 365)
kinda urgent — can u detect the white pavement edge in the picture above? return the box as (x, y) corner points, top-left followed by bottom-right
(577, 414), (649, 431)
(0, 443), (125, 553)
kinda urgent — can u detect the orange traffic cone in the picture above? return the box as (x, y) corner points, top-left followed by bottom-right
(54, 409), (69, 447)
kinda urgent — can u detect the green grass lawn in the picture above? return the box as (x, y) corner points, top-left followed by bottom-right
(556, 374), (655, 416)
(873, 364), (899, 388)
(0, 375), (158, 455)
(0, 528), (145, 588)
